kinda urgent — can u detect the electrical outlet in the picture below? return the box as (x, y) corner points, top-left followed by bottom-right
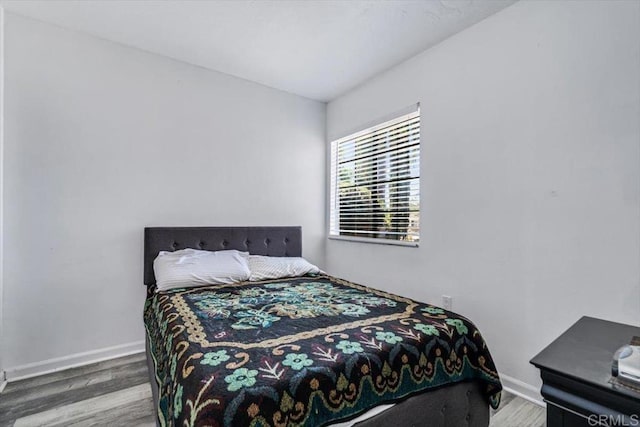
(442, 295), (453, 311)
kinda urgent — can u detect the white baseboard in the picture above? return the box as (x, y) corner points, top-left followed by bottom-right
(4, 340), (145, 382)
(500, 372), (545, 407)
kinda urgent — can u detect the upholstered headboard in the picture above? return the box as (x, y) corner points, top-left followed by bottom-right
(143, 226), (302, 286)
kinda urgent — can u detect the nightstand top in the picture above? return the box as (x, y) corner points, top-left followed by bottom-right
(530, 316), (640, 400)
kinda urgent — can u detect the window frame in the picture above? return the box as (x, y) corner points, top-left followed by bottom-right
(328, 104), (421, 247)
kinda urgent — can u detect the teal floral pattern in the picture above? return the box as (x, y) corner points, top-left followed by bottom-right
(173, 384), (183, 418)
(336, 303), (370, 317)
(282, 353), (313, 370)
(170, 354), (178, 378)
(336, 340), (364, 354)
(422, 307), (445, 315)
(359, 296), (397, 307)
(188, 281), (396, 330)
(414, 323), (440, 336)
(375, 331), (403, 344)
(445, 318), (469, 335)
(263, 283), (289, 289)
(225, 367), (259, 392)
(232, 309), (280, 329)
(201, 350), (230, 366)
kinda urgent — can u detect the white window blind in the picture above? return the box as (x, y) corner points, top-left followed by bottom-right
(329, 108), (420, 244)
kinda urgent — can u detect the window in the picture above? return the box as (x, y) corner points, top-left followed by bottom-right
(329, 107), (420, 245)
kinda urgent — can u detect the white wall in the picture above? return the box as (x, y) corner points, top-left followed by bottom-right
(326, 0), (640, 398)
(2, 13), (325, 373)
(0, 6), (5, 382)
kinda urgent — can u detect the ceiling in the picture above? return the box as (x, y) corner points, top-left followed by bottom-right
(2, 0), (516, 102)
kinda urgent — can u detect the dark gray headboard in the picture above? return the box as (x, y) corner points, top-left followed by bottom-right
(144, 226), (302, 286)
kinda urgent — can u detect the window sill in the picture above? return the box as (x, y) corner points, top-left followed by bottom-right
(328, 235), (419, 248)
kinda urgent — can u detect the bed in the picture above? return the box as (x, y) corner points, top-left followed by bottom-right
(143, 226), (502, 426)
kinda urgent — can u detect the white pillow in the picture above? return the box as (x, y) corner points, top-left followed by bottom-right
(153, 248), (250, 292)
(248, 255), (320, 281)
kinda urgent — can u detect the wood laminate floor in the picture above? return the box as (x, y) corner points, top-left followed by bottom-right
(0, 353), (545, 426)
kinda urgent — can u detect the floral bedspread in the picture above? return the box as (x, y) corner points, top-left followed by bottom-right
(144, 275), (502, 427)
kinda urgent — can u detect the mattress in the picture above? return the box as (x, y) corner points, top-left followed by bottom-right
(144, 274), (502, 426)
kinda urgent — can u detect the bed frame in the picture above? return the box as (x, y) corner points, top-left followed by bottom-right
(143, 226), (490, 426)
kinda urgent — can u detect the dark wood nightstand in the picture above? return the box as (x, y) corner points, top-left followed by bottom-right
(531, 316), (640, 427)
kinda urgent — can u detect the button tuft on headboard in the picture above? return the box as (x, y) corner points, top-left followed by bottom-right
(172, 242), (179, 249)
(284, 238), (289, 243)
(264, 238), (270, 246)
(245, 239), (250, 247)
(221, 240), (229, 248)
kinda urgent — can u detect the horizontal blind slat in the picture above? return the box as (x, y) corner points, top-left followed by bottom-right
(338, 139), (420, 166)
(332, 230), (420, 237)
(337, 150), (419, 177)
(338, 177), (419, 192)
(338, 129), (420, 161)
(337, 117), (420, 155)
